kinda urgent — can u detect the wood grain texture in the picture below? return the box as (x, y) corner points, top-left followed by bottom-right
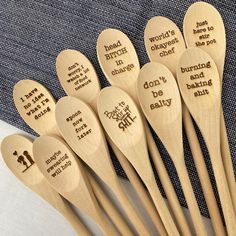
(97, 86), (180, 236)
(137, 62), (207, 236)
(55, 96), (148, 236)
(1, 134), (91, 236)
(144, 16), (226, 236)
(177, 47), (236, 236)
(183, 1), (236, 215)
(97, 28), (188, 235)
(56, 49), (166, 236)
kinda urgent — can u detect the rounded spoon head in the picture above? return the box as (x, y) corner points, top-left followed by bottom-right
(56, 49), (100, 107)
(55, 96), (103, 157)
(33, 135), (81, 193)
(137, 62), (182, 128)
(183, 1), (226, 80)
(97, 86), (144, 152)
(177, 47), (221, 126)
(96, 28), (140, 94)
(13, 79), (58, 135)
(1, 134), (43, 186)
(137, 62), (182, 156)
(144, 16), (186, 75)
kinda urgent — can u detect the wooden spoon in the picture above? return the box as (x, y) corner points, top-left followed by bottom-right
(32, 135), (117, 236)
(55, 96), (149, 236)
(12, 79), (129, 234)
(97, 86), (180, 236)
(144, 16), (186, 75)
(144, 16), (226, 236)
(137, 62), (207, 236)
(97, 28), (189, 235)
(56, 49), (166, 235)
(1, 134), (91, 236)
(183, 1), (236, 212)
(177, 47), (236, 236)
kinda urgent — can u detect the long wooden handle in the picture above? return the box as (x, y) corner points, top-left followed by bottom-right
(87, 171), (134, 236)
(113, 180), (153, 236)
(61, 202), (92, 236)
(107, 135), (167, 236)
(208, 147), (236, 236)
(35, 180), (92, 236)
(175, 162), (207, 236)
(145, 178), (180, 236)
(143, 121), (191, 236)
(220, 108), (236, 212)
(183, 104), (226, 236)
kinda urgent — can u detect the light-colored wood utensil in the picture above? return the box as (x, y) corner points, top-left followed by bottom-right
(1, 134), (91, 236)
(144, 16), (186, 75)
(177, 47), (236, 236)
(144, 16), (226, 236)
(56, 49), (166, 236)
(97, 28), (189, 235)
(97, 86), (180, 236)
(12, 79), (130, 235)
(55, 96), (149, 236)
(137, 62), (207, 236)
(183, 1), (236, 212)
(33, 135), (117, 236)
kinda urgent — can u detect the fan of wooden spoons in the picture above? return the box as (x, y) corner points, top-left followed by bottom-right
(97, 86), (180, 236)
(144, 15), (225, 236)
(12, 79), (132, 236)
(137, 62), (207, 236)
(177, 47), (236, 236)
(97, 28), (190, 236)
(55, 95), (150, 236)
(184, 1), (236, 213)
(56, 49), (166, 235)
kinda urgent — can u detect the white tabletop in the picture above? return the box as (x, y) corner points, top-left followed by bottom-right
(0, 119), (214, 235)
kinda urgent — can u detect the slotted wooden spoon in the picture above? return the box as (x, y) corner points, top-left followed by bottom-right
(12, 79), (130, 234)
(144, 16), (225, 236)
(96, 28), (189, 235)
(56, 49), (166, 235)
(33, 135), (117, 235)
(177, 47), (236, 236)
(97, 86), (180, 236)
(183, 1), (236, 212)
(137, 62), (207, 236)
(1, 134), (91, 236)
(55, 96), (149, 236)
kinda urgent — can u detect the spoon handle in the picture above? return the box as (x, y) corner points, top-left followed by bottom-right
(34, 179), (91, 236)
(220, 108), (236, 212)
(143, 121), (191, 236)
(183, 105), (226, 236)
(112, 179), (152, 236)
(145, 178), (180, 236)
(87, 171), (135, 236)
(107, 136), (167, 235)
(175, 161), (207, 236)
(60, 201), (92, 236)
(208, 146), (236, 236)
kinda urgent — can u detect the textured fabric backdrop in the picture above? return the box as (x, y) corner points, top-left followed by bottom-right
(0, 0), (235, 218)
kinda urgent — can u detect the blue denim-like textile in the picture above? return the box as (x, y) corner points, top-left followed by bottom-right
(1, 0), (235, 218)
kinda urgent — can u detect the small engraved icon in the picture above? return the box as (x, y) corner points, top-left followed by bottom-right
(13, 150), (34, 173)
(104, 101), (137, 131)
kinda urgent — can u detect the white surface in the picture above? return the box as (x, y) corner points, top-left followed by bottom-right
(0, 120), (215, 235)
